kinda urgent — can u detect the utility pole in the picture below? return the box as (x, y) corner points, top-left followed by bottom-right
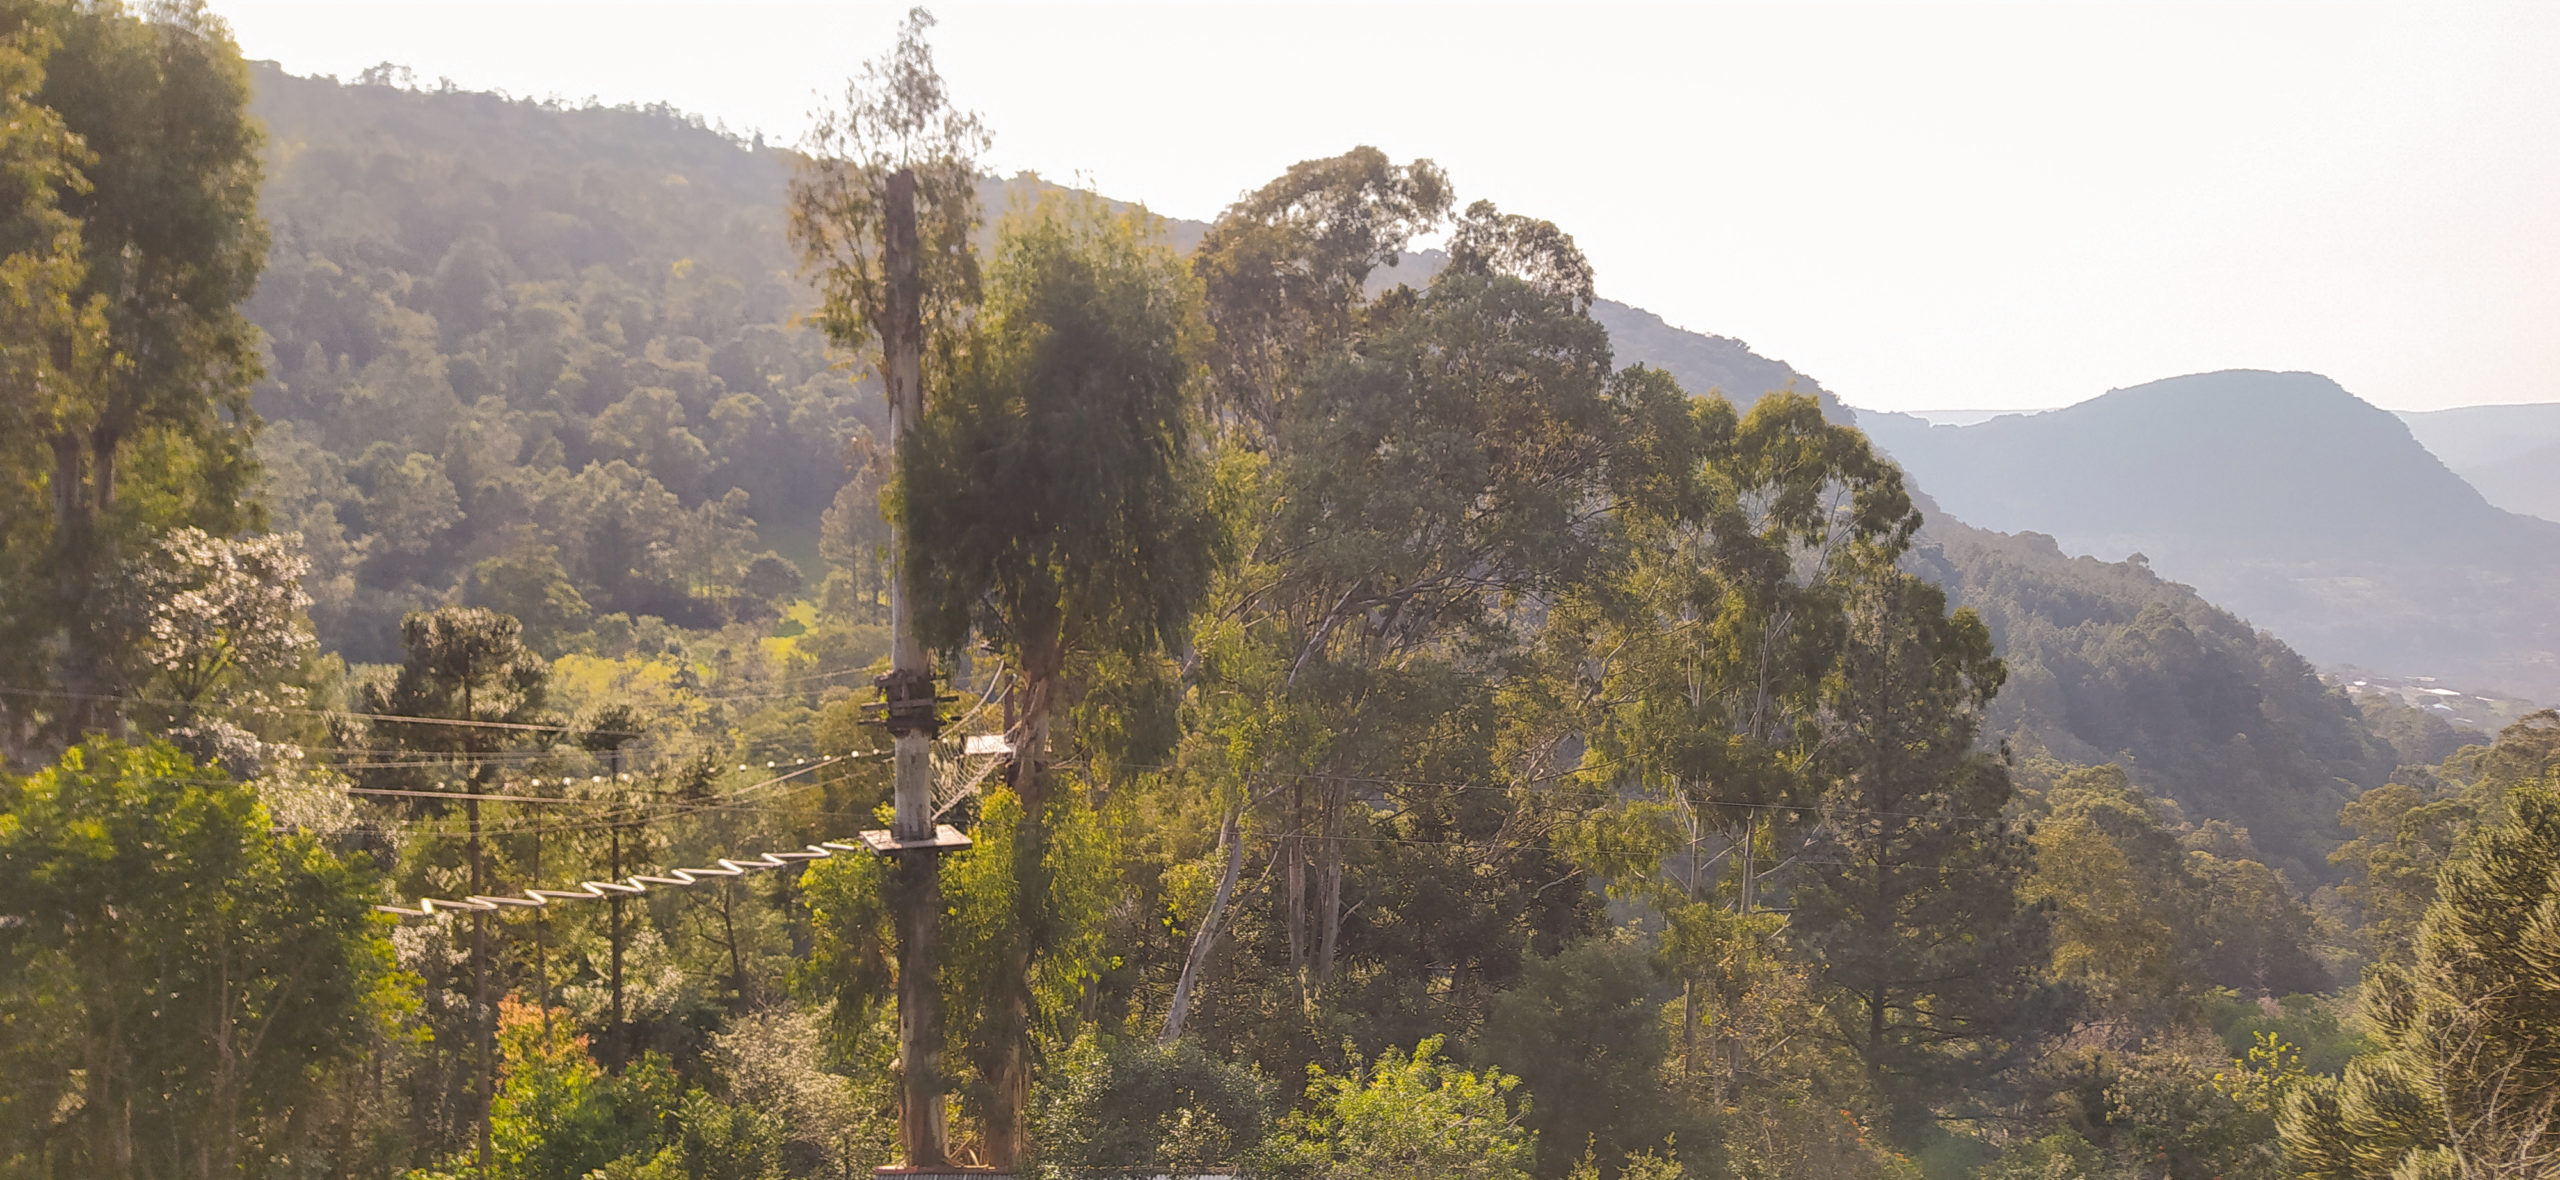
(862, 167), (973, 1174)
(462, 681), (492, 1180)
(606, 746), (626, 1066)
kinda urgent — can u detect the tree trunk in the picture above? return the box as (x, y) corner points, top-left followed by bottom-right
(1286, 779), (1307, 1000)
(1724, 813), (1755, 1103)
(987, 666), (1056, 1169)
(534, 816), (550, 1037)
(88, 425), (117, 513)
(49, 432), (91, 735)
(1312, 781), (1346, 997)
(1162, 805), (1242, 1045)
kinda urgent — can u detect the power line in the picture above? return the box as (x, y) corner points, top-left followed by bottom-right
(0, 685), (636, 736)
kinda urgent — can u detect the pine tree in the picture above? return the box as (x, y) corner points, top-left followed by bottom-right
(1789, 571), (2063, 1141)
(2281, 770), (2560, 1178)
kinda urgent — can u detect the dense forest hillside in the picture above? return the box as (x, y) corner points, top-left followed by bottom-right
(2397, 402), (2560, 523)
(1860, 371), (2560, 701)
(27, 16), (2560, 1175)
(242, 64), (2409, 878)
(1912, 520), (2401, 881)
(247, 63), (850, 660)
(246, 64), (1863, 663)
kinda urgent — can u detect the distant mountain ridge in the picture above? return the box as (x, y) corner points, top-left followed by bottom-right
(2397, 403), (2560, 524)
(1858, 370), (2560, 700)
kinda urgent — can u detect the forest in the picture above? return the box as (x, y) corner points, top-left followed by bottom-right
(3, 5), (2558, 1180)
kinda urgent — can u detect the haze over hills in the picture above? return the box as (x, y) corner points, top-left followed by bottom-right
(1858, 370), (2560, 701)
(231, 64), (2416, 876)
(2398, 402), (2560, 524)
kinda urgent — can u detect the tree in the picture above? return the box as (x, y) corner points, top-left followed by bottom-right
(1567, 388), (1920, 1092)
(905, 191), (1221, 779)
(2025, 764), (2197, 1035)
(8, 0), (268, 738)
(0, 19), (110, 758)
(1188, 146), (1449, 442)
(899, 191), (1222, 1162)
(1789, 572), (2062, 1142)
(1475, 933), (1696, 1179)
(1257, 1037), (1535, 1180)
(464, 542), (594, 655)
(103, 526), (315, 715)
(2280, 772), (2560, 1179)
(786, 5), (988, 371)
(367, 606), (551, 1176)
(787, 10), (991, 1167)
(1033, 1034), (1277, 1179)
(0, 738), (396, 1177)
(1170, 195), (1641, 1057)
(485, 999), (670, 1180)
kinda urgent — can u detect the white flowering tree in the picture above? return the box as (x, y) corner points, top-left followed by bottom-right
(110, 527), (316, 710)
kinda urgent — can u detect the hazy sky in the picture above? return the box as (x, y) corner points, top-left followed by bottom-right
(216, 1), (2560, 413)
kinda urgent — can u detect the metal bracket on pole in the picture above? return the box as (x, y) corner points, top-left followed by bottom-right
(866, 667), (953, 739)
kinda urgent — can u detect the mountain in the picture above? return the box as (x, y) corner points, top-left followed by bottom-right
(2460, 441), (2560, 524)
(1588, 300), (1857, 425)
(2397, 403), (2560, 523)
(1909, 519), (2395, 880)
(237, 65), (2411, 868)
(1859, 370), (2560, 701)
(1371, 250), (1859, 424)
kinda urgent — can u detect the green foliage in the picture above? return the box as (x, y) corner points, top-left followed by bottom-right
(0, 739), (400, 1175)
(1259, 1037), (1535, 1180)
(0, 0), (269, 746)
(1172, 175), (1633, 1058)
(487, 998), (674, 1179)
(2002, 1042), (2298, 1180)
(0, 50), (2496, 1178)
(2281, 768), (2560, 1177)
(946, 788), (1121, 1102)
(1790, 573), (2060, 1141)
(2330, 711), (2560, 966)
(1921, 524), (2393, 880)
(2204, 992), (2367, 1078)
(1577, 387), (1919, 830)
(245, 64), (847, 660)
(1032, 1034), (1276, 1178)
(903, 191), (1220, 680)
(798, 842), (894, 1052)
(787, 5), (989, 362)
(590, 1089), (786, 1180)
(466, 543), (596, 654)
(480, 996), (794, 1180)
(95, 527), (321, 778)
(1189, 145), (1450, 440)
(1477, 934), (1698, 1179)
(367, 607), (550, 759)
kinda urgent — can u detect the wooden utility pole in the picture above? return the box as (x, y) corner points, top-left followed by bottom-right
(864, 166), (973, 1173)
(462, 680), (492, 1180)
(606, 746), (627, 1066)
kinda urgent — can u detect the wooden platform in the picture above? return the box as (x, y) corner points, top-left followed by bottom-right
(855, 824), (974, 854)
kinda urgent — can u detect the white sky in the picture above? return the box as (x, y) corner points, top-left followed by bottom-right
(214, 1), (2560, 413)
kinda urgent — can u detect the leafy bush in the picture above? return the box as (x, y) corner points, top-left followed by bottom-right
(1032, 1034), (1275, 1178)
(1254, 1037), (1534, 1180)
